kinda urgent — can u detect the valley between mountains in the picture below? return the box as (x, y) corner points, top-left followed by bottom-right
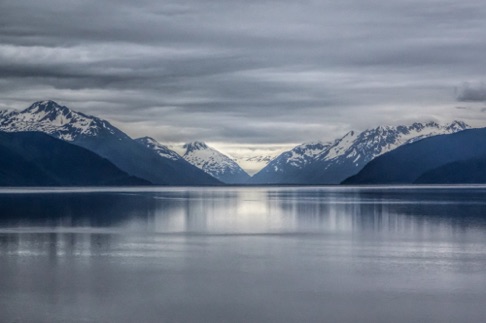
(0, 100), (483, 186)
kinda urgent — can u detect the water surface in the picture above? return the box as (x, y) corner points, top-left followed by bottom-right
(1, 186), (486, 322)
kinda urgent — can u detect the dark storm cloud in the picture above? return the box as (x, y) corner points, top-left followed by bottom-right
(1, 0), (486, 146)
(457, 82), (486, 102)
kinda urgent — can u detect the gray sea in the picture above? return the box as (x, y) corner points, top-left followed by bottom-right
(1, 186), (486, 322)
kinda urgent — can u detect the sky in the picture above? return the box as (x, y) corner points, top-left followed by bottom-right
(1, 0), (486, 159)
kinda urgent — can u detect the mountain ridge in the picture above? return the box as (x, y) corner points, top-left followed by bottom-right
(251, 121), (470, 184)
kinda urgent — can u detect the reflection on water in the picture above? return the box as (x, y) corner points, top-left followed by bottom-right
(2, 187), (486, 235)
(1, 186), (486, 322)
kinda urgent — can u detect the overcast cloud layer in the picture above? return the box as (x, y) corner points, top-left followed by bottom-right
(1, 0), (486, 152)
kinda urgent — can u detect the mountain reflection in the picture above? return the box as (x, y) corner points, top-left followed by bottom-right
(3, 186), (485, 262)
(1, 187), (486, 235)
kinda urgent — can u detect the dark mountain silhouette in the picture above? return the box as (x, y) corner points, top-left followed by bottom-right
(0, 131), (149, 186)
(415, 155), (486, 184)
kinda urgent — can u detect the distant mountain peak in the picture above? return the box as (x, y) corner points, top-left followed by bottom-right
(28, 100), (64, 111)
(24, 100), (75, 125)
(181, 141), (250, 183)
(26, 100), (72, 115)
(183, 141), (209, 153)
(0, 100), (122, 141)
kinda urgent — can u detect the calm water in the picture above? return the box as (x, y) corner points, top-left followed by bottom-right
(1, 186), (486, 322)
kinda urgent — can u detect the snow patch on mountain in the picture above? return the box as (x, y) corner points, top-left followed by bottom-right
(135, 137), (182, 161)
(272, 141), (333, 173)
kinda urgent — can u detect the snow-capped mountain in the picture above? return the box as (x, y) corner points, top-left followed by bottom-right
(249, 141), (332, 182)
(251, 121), (471, 184)
(182, 141), (250, 184)
(0, 100), (220, 185)
(0, 100), (122, 141)
(135, 137), (182, 161)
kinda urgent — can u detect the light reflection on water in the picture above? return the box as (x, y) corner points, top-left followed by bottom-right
(1, 186), (486, 322)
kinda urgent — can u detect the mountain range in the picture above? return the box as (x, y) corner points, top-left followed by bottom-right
(250, 121), (470, 184)
(0, 100), (483, 186)
(0, 101), (220, 186)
